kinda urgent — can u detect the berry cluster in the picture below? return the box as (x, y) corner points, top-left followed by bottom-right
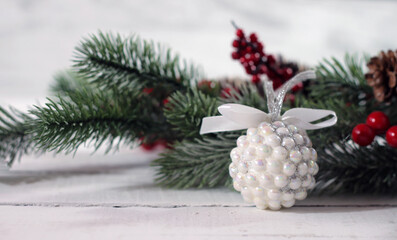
(231, 28), (295, 89)
(352, 111), (397, 148)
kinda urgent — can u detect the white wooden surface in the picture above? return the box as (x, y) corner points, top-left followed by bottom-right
(1, 0), (397, 239)
(1, 149), (396, 239)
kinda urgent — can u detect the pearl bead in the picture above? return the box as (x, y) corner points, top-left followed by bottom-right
(293, 134), (304, 145)
(302, 175), (312, 187)
(252, 159), (266, 171)
(267, 159), (282, 173)
(230, 154), (240, 163)
(272, 146), (288, 161)
(265, 134), (281, 147)
(260, 126), (274, 136)
(312, 163), (319, 175)
(236, 172), (245, 184)
(272, 121), (285, 128)
(233, 181), (242, 192)
(243, 147), (256, 161)
(237, 136), (248, 148)
(288, 125), (298, 133)
(276, 127), (289, 136)
(267, 189), (281, 200)
(230, 147), (240, 156)
(274, 174), (289, 188)
(281, 192), (295, 201)
(295, 190), (307, 200)
(268, 200), (281, 210)
(283, 162), (296, 176)
(299, 129), (307, 136)
(308, 160), (318, 174)
(258, 121), (271, 129)
(289, 178), (302, 190)
(254, 197), (267, 210)
(256, 144), (272, 157)
(246, 174), (258, 187)
(282, 137), (295, 150)
(289, 150), (302, 163)
(259, 173), (274, 187)
(281, 199), (295, 208)
(310, 148), (317, 161)
(247, 128), (258, 136)
(298, 162), (308, 176)
(250, 134), (263, 144)
(241, 186), (253, 203)
(229, 163), (238, 177)
(308, 178), (316, 189)
(253, 186), (266, 197)
(300, 147), (311, 160)
(237, 162), (248, 173)
(304, 136), (312, 147)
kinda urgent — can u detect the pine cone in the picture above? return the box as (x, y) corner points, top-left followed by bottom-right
(365, 50), (397, 102)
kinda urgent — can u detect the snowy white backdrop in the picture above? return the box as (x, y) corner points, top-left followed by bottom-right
(0, 1), (397, 239)
(1, 0), (397, 108)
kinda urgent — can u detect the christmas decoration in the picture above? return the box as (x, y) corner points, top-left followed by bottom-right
(230, 24), (301, 88)
(365, 50), (397, 102)
(386, 126), (397, 148)
(366, 111), (390, 133)
(200, 71), (337, 210)
(352, 124), (375, 146)
(0, 30), (396, 198)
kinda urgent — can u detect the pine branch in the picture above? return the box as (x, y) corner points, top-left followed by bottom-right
(0, 107), (35, 166)
(313, 54), (372, 102)
(50, 70), (93, 95)
(152, 133), (240, 189)
(315, 141), (397, 194)
(29, 89), (154, 154)
(73, 31), (201, 92)
(306, 54), (397, 194)
(164, 88), (219, 139)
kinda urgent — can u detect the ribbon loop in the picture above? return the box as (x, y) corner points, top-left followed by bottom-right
(200, 104), (337, 134)
(281, 108), (337, 130)
(199, 70), (337, 135)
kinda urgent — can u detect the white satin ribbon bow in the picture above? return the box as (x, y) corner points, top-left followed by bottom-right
(199, 104), (337, 134)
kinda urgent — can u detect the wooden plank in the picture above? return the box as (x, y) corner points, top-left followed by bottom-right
(1, 149), (397, 207)
(0, 205), (396, 240)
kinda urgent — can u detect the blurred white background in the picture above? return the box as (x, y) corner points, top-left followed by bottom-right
(0, 0), (396, 109)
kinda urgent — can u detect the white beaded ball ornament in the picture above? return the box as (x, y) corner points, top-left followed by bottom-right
(229, 120), (318, 210)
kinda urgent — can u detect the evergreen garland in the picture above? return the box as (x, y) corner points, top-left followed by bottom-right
(0, 31), (396, 195)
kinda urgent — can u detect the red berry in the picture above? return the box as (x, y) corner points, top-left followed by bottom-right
(231, 51), (240, 59)
(232, 40), (240, 48)
(259, 65), (268, 74)
(352, 124), (375, 146)
(162, 98), (169, 106)
(291, 82), (303, 93)
(236, 29), (244, 38)
(366, 111), (390, 133)
(252, 75), (260, 84)
(249, 33), (258, 42)
(386, 126), (397, 148)
(143, 88), (153, 94)
(253, 53), (261, 62)
(245, 65), (252, 74)
(239, 57), (247, 64)
(221, 87), (231, 98)
(267, 54), (276, 64)
(272, 78), (283, 90)
(141, 142), (157, 151)
(257, 42), (264, 51)
(246, 46), (253, 53)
